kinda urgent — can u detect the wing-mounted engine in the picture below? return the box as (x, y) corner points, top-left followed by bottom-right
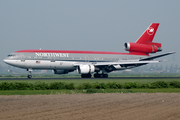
(77, 65), (95, 74)
(53, 70), (73, 74)
(124, 42), (162, 54)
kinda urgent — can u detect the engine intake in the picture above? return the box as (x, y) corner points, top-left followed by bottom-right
(124, 42), (162, 54)
(77, 65), (95, 74)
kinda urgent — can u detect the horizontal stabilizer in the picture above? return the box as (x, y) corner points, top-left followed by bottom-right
(140, 51), (176, 61)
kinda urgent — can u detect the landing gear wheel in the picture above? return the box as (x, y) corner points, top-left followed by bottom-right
(81, 74), (92, 78)
(27, 75), (32, 79)
(94, 74), (108, 78)
(88, 74), (92, 78)
(99, 74), (104, 78)
(94, 74), (98, 78)
(94, 74), (100, 78)
(103, 74), (108, 78)
(27, 69), (33, 79)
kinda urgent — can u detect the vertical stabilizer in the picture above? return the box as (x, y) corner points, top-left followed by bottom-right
(135, 23), (159, 44)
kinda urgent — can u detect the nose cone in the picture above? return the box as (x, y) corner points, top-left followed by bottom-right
(4, 59), (9, 64)
(4, 59), (24, 68)
(4, 59), (14, 65)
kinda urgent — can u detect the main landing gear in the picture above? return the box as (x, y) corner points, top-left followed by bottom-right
(27, 69), (33, 79)
(94, 73), (108, 78)
(81, 74), (92, 78)
(81, 73), (108, 78)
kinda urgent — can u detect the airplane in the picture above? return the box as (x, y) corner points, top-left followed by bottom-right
(4, 23), (175, 78)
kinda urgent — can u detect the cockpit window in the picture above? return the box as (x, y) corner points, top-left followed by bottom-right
(7, 54), (16, 57)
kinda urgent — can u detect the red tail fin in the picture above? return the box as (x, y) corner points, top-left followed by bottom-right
(136, 23), (159, 44)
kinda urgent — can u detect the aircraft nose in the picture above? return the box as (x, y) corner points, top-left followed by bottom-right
(4, 59), (20, 67)
(4, 59), (13, 65)
(4, 59), (8, 64)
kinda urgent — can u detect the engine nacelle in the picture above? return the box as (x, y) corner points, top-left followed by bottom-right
(53, 70), (69, 74)
(77, 65), (95, 74)
(124, 42), (162, 54)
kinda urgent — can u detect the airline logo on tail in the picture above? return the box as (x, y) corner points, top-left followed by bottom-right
(147, 27), (154, 35)
(135, 23), (159, 44)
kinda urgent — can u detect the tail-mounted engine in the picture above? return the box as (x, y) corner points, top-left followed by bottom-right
(124, 42), (162, 54)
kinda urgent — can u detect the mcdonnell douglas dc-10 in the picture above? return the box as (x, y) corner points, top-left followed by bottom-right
(4, 23), (175, 78)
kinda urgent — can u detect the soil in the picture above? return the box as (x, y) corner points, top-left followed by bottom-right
(0, 93), (180, 120)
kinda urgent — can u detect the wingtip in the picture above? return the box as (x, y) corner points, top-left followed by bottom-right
(165, 51), (176, 54)
(169, 51), (176, 54)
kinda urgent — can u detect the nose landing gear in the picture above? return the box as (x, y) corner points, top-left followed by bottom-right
(27, 69), (33, 79)
(28, 75), (32, 79)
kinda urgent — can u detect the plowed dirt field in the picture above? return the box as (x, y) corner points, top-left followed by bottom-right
(0, 93), (180, 120)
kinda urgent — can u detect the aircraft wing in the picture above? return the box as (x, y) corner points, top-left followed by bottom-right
(92, 60), (160, 66)
(73, 60), (160, 67)
(73, 52), (175, 67)
(139, 51), (175, 61)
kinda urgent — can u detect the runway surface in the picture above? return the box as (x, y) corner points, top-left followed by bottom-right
(0, 77), (180, 80)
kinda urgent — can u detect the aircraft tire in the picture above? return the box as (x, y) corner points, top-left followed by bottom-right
(27, 75), (32, 79)
(81, 74), (91, 78)
(99, 74), (104, 78)
(81, 74), (85, 78)
(94, 74), (97, 78)
(87, 74), (92, 78)
(94, 74), (108, 78)
(103, 74), (108, 78)
(94, 74), (100, 78)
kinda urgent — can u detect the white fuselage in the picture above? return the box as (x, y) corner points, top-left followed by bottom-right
(4, 50), (147, 71)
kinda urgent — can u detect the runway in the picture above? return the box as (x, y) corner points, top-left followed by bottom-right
(0, 77), (180, 80)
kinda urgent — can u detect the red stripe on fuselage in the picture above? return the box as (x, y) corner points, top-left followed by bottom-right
(15, 50), (149, 56)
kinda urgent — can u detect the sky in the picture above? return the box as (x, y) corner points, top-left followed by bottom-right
(0, 0), (180, 67)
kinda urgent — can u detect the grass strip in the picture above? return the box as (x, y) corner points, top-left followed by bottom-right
(1, 81), (180, 90)
(0, 78), (180, 87)
(1, 88), (180, 95)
